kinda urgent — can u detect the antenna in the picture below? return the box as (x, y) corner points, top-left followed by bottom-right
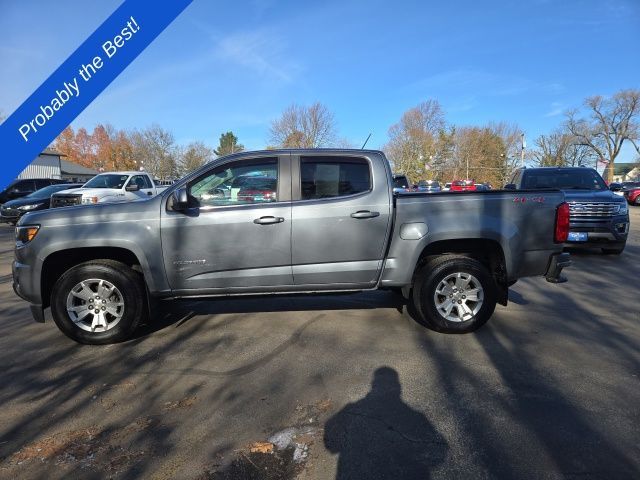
(361, 133), (372, 149)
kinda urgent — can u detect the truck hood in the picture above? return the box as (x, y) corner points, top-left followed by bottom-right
(18, 194), (163, 227)
(52, 187), (120, 198)
(562, 189), (625, 203)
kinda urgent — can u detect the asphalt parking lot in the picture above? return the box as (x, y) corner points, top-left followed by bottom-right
(0, 209), (638, 480)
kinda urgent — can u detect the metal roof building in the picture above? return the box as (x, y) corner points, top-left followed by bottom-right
(18, 149), (98, 182)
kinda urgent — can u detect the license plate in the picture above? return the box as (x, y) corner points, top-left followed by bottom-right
(567, 232), (588, 242)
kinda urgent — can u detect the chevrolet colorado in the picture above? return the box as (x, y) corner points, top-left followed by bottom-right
(13, 149), (571, 344)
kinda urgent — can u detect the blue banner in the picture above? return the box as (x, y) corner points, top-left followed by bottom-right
(0, 0), (193, 187)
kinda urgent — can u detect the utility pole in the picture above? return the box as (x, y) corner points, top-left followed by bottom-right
(520, 132), (526, 167)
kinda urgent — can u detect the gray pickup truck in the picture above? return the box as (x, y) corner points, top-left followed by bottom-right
(13, 149), (571, 344)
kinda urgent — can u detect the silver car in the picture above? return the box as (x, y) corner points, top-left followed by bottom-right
(416, 180), (441, 193)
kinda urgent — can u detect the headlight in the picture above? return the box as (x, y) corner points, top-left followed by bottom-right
(17, 203), (43, 211)
(15, 225), (40, 246)
(81, 196), (99, 204)
(618, 202), (628, 215)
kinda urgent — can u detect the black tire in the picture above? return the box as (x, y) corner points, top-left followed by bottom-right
(50, 260), (145, 344)
(412, 256), (497, 333)
(601, 245), (625, 255)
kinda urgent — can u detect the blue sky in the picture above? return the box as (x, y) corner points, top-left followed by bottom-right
(1, 0), (639, 161)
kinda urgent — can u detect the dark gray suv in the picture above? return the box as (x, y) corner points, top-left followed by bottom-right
(506, 167), (629, 254)
(0, 178), (65, 205)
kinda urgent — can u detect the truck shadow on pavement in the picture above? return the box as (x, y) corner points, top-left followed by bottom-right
(133, 290), (408, 340)
(412, 239), (640, 478)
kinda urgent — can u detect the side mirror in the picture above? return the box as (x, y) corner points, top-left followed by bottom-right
(504, 184), (516, 190)
(171, 187), (189, 211)
(125, 184), (140, 192)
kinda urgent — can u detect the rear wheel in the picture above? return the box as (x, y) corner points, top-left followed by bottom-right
(412, 256), (497, 333)
(50, 260), (145, 344)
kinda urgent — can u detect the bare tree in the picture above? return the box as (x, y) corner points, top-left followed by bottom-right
(181, 141), (214, 174)
(532, 130), (597, 168)
(445, 122), (523, 187)
(269, 102), (337, 148)
(565, 89), (640, 182)
(489, 122), (523, 187)
(384, 100), (447, 181)
(131, 125), (179, 180)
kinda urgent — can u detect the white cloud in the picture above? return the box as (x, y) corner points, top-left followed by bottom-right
(214, 29), (300, 84)
(544, 102), (564, 117)
(411, 68), (564, 98)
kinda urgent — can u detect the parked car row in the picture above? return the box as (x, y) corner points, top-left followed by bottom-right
(392, 167), (633, 255)
(1, 183), (83, 224)
(0, 172), (171, 224)
(392, 177), (492, 193)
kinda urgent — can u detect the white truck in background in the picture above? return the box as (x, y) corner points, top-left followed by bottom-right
(51, 171), (168, 208)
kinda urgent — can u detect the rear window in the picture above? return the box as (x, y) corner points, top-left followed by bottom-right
(301, 157), (371, 200)
(522, 169), (607, 190)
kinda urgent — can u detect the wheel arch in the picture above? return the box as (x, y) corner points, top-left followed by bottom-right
(413, 238), (508, 306)
(41, 247), (145, 309)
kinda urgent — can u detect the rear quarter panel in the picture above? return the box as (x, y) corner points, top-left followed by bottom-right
(381, 190), (565, 285)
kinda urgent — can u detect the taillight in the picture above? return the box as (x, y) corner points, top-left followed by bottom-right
(555, 202), (570, 243)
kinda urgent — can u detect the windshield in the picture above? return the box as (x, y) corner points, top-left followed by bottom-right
(83, 174), (130, 189)
(522, 169), (607, 190)
(27, 184), (78, 199)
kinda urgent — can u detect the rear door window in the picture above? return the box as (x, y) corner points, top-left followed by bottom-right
(300, 157), (371, 200)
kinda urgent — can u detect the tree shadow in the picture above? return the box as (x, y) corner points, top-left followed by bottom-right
(324, 367), (448, 480)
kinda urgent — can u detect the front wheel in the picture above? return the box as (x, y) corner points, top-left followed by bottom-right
(412, 256), (497, 333)
(50, 260), (145, 344)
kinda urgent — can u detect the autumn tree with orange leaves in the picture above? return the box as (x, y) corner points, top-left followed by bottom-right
(55, 124), (137, 171)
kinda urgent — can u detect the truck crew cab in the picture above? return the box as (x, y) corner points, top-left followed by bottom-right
(13, 149), (571, 344)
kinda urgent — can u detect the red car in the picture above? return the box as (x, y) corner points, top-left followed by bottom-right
(237, 177), (278, 203)
(450, 180), (476, 192)
(624, 186), (640, 205)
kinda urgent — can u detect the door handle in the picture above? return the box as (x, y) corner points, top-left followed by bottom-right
(147, 191), (153, 196)
(350, 210), (380, 219)
(253, 216), (285, 225)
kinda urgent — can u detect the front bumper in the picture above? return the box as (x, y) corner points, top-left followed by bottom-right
(12, 260), (45, 323)
(545, 252), (572, 283)
(0, 208), (22, 223)
(564, 215), (629, 246)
